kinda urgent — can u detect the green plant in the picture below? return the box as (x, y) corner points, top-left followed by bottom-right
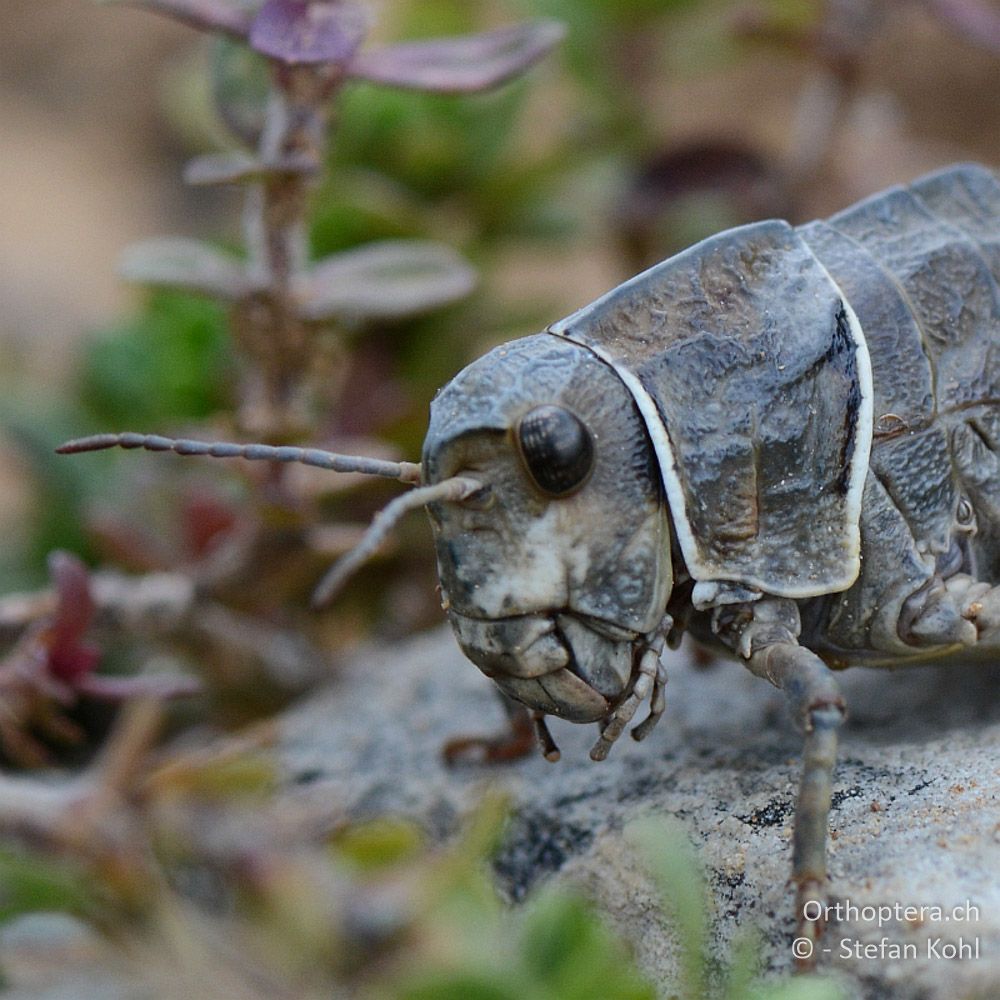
(627, 817), (845, 1000)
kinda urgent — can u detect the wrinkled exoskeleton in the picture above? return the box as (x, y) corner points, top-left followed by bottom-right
(60, 163), (1000, 964)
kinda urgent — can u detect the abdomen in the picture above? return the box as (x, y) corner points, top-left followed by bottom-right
(798, 165), (1000, 659)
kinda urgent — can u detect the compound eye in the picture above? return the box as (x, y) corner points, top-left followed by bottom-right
(516, 405), (595, 497)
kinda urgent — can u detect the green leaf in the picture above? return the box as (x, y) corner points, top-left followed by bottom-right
(331, 81), (527, 198)
(397, 972), (523, 1000)
(0, 848), (98, 925)
(747, 977), (847, 1000)
(627, 816), (709, 999)
(0, 401), (102, 585)
(722, 928), (764, 1000)
(308, 169), (427, 257)
(521, 889), (657, 1000)
(330, 819), (426, 872)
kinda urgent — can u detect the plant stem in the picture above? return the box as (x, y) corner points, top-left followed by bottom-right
(237, 64), (342, 437)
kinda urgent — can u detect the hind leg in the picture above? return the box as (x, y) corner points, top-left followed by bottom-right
(443, 690), (561, 765)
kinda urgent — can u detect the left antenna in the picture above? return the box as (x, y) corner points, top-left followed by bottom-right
(57, 433), (422, 484)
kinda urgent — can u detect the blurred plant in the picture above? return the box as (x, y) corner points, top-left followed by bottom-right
(0, 731), (844, 998)
(517, 0), (699, 151)
(0, 0), (564, 760)
(0, 552), (197, 767)
(609, 0), (1000, 272)
(735, 0), (1000, 201)
(627, 817), (844, 1000)
(106, 0), (563, 436)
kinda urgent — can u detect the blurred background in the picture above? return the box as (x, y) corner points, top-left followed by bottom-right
(5, 0), (1000, 585)
(3, 1), (1000, 994)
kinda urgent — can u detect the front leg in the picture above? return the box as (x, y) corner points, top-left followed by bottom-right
(590, 628), (669, 761)
(716, 598), (846, 970)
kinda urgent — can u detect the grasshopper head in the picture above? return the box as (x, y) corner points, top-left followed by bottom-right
(423, 334), (672, 726)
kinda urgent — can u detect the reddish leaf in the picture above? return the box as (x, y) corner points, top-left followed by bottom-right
(46, 552), (99, 683)
(249, 0), (369, 65)
(348, 20), (565, 94)
(181, 492), (239, 558)
(47, 646), (102, 684)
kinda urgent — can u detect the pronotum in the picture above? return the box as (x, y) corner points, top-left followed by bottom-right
(60, 162), (1000, 963)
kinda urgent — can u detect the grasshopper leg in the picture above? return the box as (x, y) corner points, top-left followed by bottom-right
(443, 690), (560, 765)
(720, 599), (846, 971)
(590, 631), (667, 761)
(748, 642), (845, 970)
(939, 572), (1000, 643)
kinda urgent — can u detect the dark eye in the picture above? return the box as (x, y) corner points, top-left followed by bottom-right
(516, 405), (595, 497)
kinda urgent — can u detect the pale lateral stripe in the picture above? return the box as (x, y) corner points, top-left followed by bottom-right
(802, 245), (875, 584)
(549, 240), (704, 335)
(546, 231), (755, 588)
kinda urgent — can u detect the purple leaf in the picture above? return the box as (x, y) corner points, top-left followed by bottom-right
(298, 241), (477, 322)
(120, 238), (254, 300)
(924, 0), (1000, 52)
(249, 0), (369, 65)
(348, 20), (566, 94)
(101, 0), (254, 39)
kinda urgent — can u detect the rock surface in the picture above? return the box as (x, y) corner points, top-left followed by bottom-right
(277, 626), (1000, 1000)
(2, 626), (997, 999)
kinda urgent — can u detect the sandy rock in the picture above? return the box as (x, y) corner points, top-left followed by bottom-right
(277, 625), (1000, 999)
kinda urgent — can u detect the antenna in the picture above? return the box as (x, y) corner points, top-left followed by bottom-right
(58, 432), (483, 603)
(311, 476), (482, 608)
(56, 432), (422, 484)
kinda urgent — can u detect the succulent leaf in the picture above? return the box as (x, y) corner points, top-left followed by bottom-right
(120, 238), (253, 300)
(299, 240), (476, 321)
(348, 20), (566, 94)
(99, 0), (254, 38)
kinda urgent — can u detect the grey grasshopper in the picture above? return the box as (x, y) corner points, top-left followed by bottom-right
(61, 163), (1000, 959)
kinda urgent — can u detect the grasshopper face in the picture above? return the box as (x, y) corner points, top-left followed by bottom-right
(423, 334), (672, 724)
